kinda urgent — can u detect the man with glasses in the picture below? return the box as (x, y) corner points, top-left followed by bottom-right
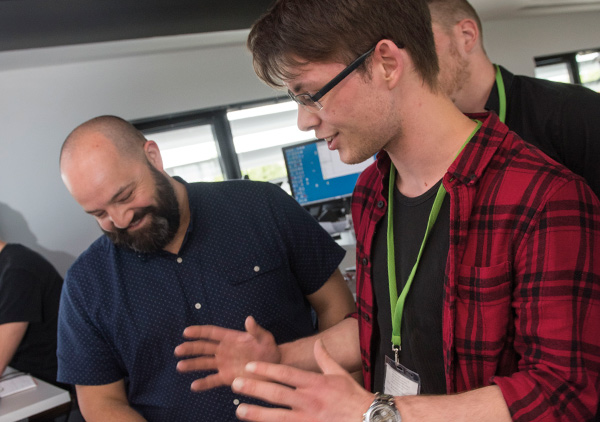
(175, 0), (600, 421)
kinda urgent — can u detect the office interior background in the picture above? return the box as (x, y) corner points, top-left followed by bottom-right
(0, 0), (599, 277)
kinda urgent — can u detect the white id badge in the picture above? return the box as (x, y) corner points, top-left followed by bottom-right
(383, 356), (421, 396)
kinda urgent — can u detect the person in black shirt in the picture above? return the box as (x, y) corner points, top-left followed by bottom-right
(0, 238), (64, 386)
(427, 0), (600, 198)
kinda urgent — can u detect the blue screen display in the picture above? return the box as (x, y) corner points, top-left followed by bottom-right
(283, 140), (374, 205)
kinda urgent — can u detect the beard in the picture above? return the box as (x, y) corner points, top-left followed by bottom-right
(439, 41), (470, 104)
(103, 165), (181, 253)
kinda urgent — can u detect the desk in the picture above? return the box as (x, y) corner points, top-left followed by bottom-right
(0, 368), (70, 422)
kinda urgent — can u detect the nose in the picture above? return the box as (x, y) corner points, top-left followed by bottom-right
(296, 105), (321, 133)
(107, 207), (134, 230)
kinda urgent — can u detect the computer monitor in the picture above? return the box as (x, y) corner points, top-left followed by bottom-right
(282, 139), (375, 206)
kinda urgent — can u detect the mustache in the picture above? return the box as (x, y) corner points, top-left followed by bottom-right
(112, 206), (156, 234)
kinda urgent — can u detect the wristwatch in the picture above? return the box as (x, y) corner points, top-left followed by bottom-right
(363, 393), (401, 422)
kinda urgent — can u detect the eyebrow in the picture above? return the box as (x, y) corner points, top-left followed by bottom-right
(290, 82), (308, 95)
(85, 182), (135, 215)
(290, 82), (306, 94)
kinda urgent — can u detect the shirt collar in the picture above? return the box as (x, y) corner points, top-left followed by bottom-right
(485, 64), (514, 115)
(447, 112), (507, 186)
(132, 176), (194, 260)
(172, 176), (194, 250)
(374, 112), (508, 189)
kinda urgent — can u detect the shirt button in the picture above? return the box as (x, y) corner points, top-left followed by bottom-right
(362, 258), (368, 266)
(377, 200), (385, 208)
(233, 399), (240, 405)
(363, 362), (370, 372)
(177, 257), (183, 263)
(254, 266), (260, 272)
(194, 303), (201, 310)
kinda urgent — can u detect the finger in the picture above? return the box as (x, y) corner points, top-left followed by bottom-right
(181, 324), (231, 341)
(232, 377), (296, 409)
(244, 316), (261, 337)
(174, 340), (218, 357)
(236, 403), (298, 422)
(245, 316), (274, 345)
(176, 356), (217, 373)
(314, 339), (347, 376)
(190, 374), (226, 392)
(243, 361), (320, 389)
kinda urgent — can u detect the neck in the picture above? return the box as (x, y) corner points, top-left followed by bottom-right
(453, 59), (496, 113)
(163, 178), (190, 255)
(385, 92), (478, 198)
(0, 240), (6, 252)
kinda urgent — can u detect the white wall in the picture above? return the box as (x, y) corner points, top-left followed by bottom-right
(0, 12), (598, 276)
(0, 30), (274, 275)
(483, 11), (600, 76)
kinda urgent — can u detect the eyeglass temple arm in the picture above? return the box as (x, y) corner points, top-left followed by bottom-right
(311, 46), (376, 102)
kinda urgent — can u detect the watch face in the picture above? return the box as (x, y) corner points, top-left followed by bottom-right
(370, 404), (399, 421)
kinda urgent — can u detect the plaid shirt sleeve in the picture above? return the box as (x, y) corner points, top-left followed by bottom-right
(448, 113), (600, 421)
(492, 179), (600, 421)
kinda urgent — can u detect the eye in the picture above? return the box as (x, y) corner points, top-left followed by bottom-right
(119, 190), (134, 203)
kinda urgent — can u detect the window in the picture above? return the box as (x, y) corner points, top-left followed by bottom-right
(133, 98), (315, 194)
(535, 48), (600, 92)
(148, 124), (223, 182)
(577, 50), (600, 92)
(228, 102), (315, 188)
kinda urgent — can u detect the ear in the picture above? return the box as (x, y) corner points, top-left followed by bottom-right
(144, 140), (165, 171)
(373, 40), (404, 89)
(454, 18), (480, 54)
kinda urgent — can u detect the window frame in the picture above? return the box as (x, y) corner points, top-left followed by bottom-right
(535, 47), (600, 88)
(132, 96), (292, 181)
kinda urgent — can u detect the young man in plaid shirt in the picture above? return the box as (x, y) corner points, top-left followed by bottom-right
(175, 0), (600, 420)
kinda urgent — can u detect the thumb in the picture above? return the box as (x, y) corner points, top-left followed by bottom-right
(245, 315), (267, 340)
(314, 339), (347, 376)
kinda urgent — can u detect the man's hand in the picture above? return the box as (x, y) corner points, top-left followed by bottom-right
(174, 316), (281, 392)
(231, 340), (374, 422)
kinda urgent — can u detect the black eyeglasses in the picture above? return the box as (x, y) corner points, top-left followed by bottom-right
(288, 45), (376, 112)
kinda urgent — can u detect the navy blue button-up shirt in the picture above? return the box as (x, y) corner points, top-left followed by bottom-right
(58, 179), (345, 421)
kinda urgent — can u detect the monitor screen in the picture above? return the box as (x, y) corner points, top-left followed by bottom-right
(282, 139), (375, 206)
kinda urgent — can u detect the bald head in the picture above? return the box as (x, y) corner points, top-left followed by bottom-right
(60, 115), (148, 169)
(59, 115), (164, 208)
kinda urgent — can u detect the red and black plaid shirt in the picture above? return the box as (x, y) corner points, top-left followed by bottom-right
(351, 112), (600, 421)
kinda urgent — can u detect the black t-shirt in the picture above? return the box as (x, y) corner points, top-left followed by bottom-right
(486, 65), (600, 198)
(0, 244), (63, 385)
(371, 180), (449, 394)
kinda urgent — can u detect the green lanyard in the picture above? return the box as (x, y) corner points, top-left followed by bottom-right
(386, 120), (482, 361)
(495, 64), (507, 124)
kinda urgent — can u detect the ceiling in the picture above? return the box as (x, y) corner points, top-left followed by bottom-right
(0, 0), (274, 52)
(471, 0), (600, 20)
(1, 0), (599, 53)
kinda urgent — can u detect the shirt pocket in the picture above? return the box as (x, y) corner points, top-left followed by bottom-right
(455, 261), (513, 364)
(219, 254), (308, 334)
(224, 254), (286, 286)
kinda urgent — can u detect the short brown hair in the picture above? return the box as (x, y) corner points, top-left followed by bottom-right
(247, 0), (439, 90)
(426, 0), (482, 35)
